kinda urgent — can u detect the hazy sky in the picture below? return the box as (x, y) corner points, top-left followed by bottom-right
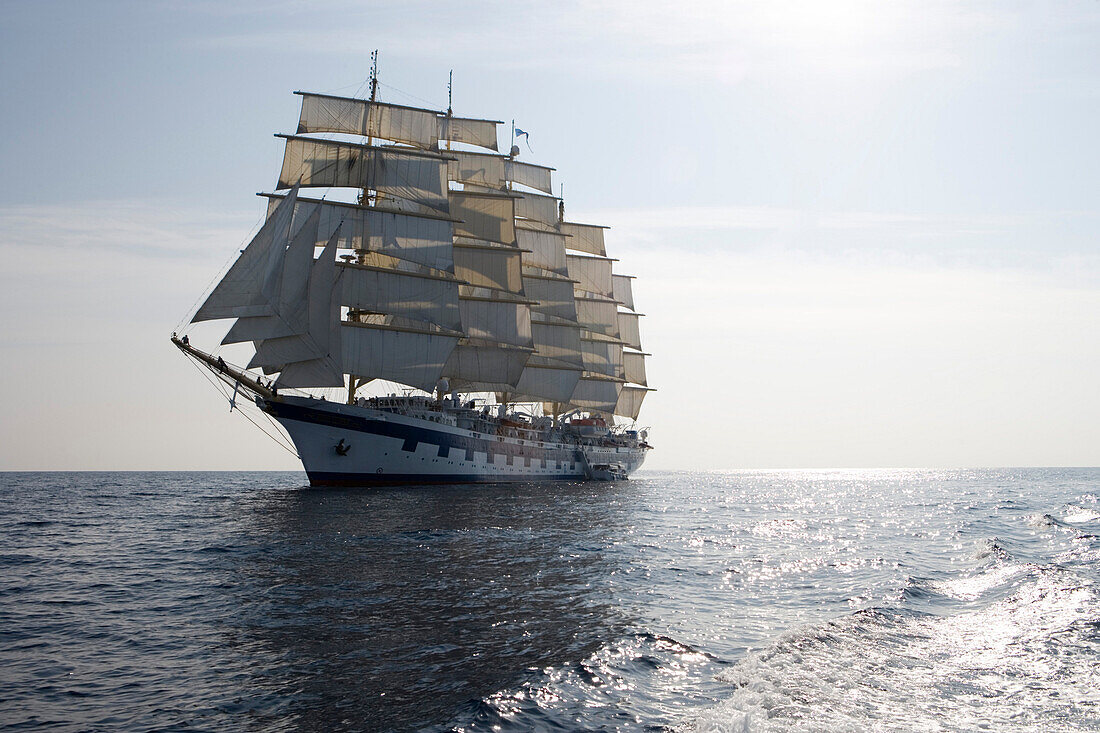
(1, 1), (1096, 470)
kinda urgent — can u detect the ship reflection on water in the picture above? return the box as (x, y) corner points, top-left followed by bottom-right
(230, 481), (634, 730)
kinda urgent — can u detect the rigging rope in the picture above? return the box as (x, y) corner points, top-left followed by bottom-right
(173, 207), (268, 334)
(321, 79), (372, 97)
(184, 355), (300, 458)
(377, 81), (444, 111)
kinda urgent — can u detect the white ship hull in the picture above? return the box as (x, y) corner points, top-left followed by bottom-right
(261, 396), (648, 486)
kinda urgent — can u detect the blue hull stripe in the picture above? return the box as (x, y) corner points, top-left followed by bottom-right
(264, 399), (585, 465)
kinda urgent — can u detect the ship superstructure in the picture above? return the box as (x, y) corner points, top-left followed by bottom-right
(174, 62), (653, 485)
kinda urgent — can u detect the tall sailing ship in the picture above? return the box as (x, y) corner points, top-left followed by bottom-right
(174, 68), (653, 485)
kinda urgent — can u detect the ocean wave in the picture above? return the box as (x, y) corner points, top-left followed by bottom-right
(450, 630), (724, 731)
(971, 537), (1012, 561)
(925, 563), (1035, 602)
(692, 571), (1100, 732)
(1063, 508), (1100, 524)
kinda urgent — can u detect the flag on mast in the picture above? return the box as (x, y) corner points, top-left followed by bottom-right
(514, 127), (532, 152)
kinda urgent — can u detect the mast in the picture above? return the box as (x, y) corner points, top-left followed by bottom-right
(349, 50), (380, 404)
(445, 69), (454, 156)
(370, 50), (379, 104)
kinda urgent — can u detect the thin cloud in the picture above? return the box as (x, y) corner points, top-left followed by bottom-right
(0, 201), (261, 261)
(182, 0), (1001, 85)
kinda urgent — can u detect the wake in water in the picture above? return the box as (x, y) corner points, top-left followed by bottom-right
(693, 502), (1100, 732)
(448, 476), (1100, 732)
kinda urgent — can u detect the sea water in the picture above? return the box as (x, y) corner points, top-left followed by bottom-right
(1, 469), (1097, 731)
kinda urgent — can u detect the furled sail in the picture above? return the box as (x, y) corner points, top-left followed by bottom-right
(278, 136), (450, 212)
(623, 351), (647, 386)
(566, 254), (614, 300)
(295, 92), (440, 149)
(612, 274), (635, 311)
(263, 193), (457, 273)
(560, 222), (607, 256)
(192, 184), (299, 322)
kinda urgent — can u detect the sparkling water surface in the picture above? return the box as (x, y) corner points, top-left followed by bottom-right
(2, 469), (1098, 731)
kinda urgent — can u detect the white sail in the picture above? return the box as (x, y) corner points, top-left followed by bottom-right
(296, 228), (345, 384)
(458, 287), (533, 348)
(513, 191), (561, 226)
(581, 338), (624, 378)
(221, 204), (321, 344)
(612, 274), (635, 311)
(276, 356), (344, 389)
(340, 319), (461, 393)
(560, 222), (607, 256)
(505, 159), (553, 194)
(278, 136), (449, 212)
(193, 185), (299, 322)
(615, 385), (650, 420)
(339, 261), (462, 331)
(438, 115), (500, 151)
(513, 359), (583, 404)
(296, 92), (439, 149)
(252, 228), (345, 381)
(222, 315), (297, 345)
(574, 294), (620, 338)
(618, 311), (643, 350)
(450, 190), (516, 244)
(447, 151), (507, 190)
(249, 331), (324, 369)
(522, 270), (578, 321)
(442, 339), (531, 391)
(264, 194), (456, 273)
(623, 351), (647, 386)
(516, 226), (567, 275)
(453, 240), (523, 293)
(569, 376), (623, 414)
(506, 302), (584, 403)
(566, 254), (614, 300)
(531, 320), (583, 367)
(445, 153), (553, 193)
